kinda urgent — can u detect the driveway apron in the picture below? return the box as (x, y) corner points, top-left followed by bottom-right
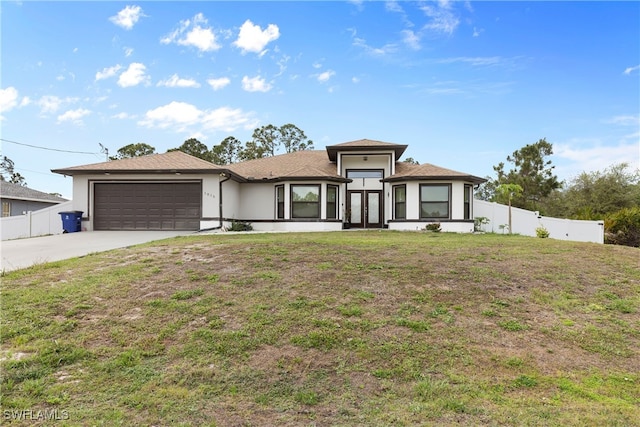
(1, 231), (192, 272)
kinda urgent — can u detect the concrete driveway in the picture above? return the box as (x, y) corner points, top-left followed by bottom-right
(1, 231), (194, 272)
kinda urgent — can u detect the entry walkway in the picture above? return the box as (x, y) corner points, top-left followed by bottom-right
(1, 231), (192, 272)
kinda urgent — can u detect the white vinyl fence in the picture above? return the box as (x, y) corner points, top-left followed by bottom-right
(474, 199), (604, 244)
(1, 201), (73, 241)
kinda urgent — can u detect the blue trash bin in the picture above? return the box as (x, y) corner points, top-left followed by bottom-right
(59, 211), (83, 233)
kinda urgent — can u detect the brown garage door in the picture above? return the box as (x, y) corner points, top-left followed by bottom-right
(94, 182), (201, 230)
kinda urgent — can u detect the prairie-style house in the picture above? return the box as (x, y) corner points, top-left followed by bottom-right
(52, 139), (486, 232)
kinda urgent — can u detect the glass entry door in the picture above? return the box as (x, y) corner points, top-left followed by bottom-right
(348, 190), (383, 228)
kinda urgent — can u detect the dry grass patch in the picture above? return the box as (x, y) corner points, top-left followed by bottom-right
(1, 231), (638, 426)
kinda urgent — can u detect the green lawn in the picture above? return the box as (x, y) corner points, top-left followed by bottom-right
(1, 231), (639, 426)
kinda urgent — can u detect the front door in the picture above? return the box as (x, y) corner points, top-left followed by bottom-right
(348, 190), (382, 228)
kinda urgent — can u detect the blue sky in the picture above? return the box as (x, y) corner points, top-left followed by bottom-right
(1, 1), (638, 199)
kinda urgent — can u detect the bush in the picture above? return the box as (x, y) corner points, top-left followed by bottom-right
(425, 223), (441, 232)
(228, 220), (253, 232)
(535, 226), (550, 238)
(604, 207), (640, 247)
(474, 216), (490, 232)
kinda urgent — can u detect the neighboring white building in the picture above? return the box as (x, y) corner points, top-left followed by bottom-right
(51, 139), (486, 233)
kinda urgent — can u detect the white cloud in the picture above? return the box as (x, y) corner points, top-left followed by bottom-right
(401, 29), (421, 50)
(201, 107), (259, 132)
(138, 101), (257, 133)
(117, 63), (149, 87)
(0, 87), (19, 117)
(555, 141), (640, 179)
(386, 1), (403, 14)
(19, 96), (31, 107)
(112, 112), (133, 119)
(95, 64), (122, 81)
(420, 1), (460, 35)
(605, 115), (640, 126)
(316, 70), (335, 83)
(352, 77), (360, 84)
(157, 74), (201, 88)
(124, 47), (134, 57)
(57, 108), (91, 125)
(350, 29), (397, 57)
(207, 77), (231, 90)
(161, 13), (220, 53)
(241, 75), (272, 92)
(139, 101), (201, 130)
(109, 5), (145, 30)
(623, 64), (640, 75)
(437, 56), (504, 66)
(234, 19), (280, 54)
(36, 95), (78, 114)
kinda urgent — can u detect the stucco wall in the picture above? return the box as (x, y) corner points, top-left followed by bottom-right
(221, 179), (240, 223)
(71, 174), (221, 231)
(398, 181), (471, 221)
(339, 152), (393, 178)
(238, 183), (275, 220)
(388, 221), (474, 233)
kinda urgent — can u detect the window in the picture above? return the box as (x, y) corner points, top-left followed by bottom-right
(464, 184), (472, 220)
(420, 184), (450, 219)
(291, 185), (320, 218)
(346, 170), (383, 179)
(393, 185), (406, 219)
(2, 201), (10, 217)
(326, 185), (338, 219)
(276, 185), (285, 219)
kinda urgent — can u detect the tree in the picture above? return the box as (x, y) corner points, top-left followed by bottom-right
(238, 141), (268, 162)
(251, 124), (281, 157)
(542, 163), (640, 219)
(403, 157), (420, 165)
(474, 176), (496, 201)
(111, 143), (156, 160)
(496, 183), (523, 234)
(491, 138), (561, 212)
(169, 138), (212, 162)
(280, 123), (314, 153)
(0, 156), (27, 186)
(211, 136), (242, 165)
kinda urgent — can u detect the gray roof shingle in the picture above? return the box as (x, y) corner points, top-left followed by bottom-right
(0, 181), (68, 203)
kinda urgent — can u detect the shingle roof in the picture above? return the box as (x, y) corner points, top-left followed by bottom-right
(326, 139), (408, 161)
(385, 162), (486, 184)
(0, 181), (68, 203)
(226, 150), (349, 182)
(51, 151), (224, 175)
(50, 142), (485, 184)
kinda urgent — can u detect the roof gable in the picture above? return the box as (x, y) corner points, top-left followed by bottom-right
(326, 139), (408, 161)
(386, 162), (486, 184)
